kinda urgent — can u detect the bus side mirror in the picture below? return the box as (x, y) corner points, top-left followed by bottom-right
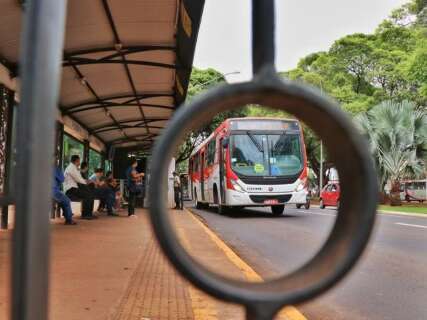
(222, 138), (229, 148)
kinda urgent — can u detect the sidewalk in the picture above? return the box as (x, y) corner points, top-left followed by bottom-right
(0, 209), (300, 320)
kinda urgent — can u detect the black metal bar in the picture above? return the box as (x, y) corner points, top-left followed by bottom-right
(101, 0), (151, 135)
(83, 139), (90, 165)
(66, 61), (130, 142)
(65, 102), (174, 115)
(1, 88), (15, 229)
(63, 45), (176, 59)
(56, 121), (64, 167)
(252, 0), (276, 74)
(95, 125), (164, 134)
(63, 58), (179, 70)
(59, 105), (106, 144)
(92, 118), (168, 131)
(12, 1), (67, 320)
(61, 92), (174, 112)
(110, 133), (156, 145)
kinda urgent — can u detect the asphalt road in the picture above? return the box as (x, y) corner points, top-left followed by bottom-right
(189, 204), (427, 320)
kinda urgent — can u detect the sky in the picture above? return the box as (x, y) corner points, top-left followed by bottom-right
(193, 0), (409, 83)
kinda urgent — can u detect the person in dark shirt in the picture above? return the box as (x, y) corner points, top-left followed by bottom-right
(53, 167), (76, 225)
(126, 157), (144, 217)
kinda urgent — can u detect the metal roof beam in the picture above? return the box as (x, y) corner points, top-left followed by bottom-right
(95, 125), (164, 134)
(63, 57), (178, 69)
(92, 117), (169, 132)
(64, 45), (176, 59)
(110, 133), (157, 145)
(64, 102), (174, 115)
(61, 92), (174, 111)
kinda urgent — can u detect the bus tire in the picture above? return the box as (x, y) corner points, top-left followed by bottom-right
(271, 205), (285, 216)
(195, 189), (203, 209)
(296, 204), (302, 209)
(320, 199), (325, 209)
(218, 204), (228, 215)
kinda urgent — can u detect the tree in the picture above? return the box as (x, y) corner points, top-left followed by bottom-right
(175, 68), (245, 171)
(354, 100), (427, 205)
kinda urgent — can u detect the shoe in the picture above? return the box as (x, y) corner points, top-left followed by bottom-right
(81, 216), (94, 220)
(128, 214), (137, 218)
(108, 212), (119, 216)
(64, 220), (77, 225)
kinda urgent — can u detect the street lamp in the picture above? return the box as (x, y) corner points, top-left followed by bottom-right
(190, 71), (240, 91)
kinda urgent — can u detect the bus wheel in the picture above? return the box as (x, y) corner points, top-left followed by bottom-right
(218, 204), (228, 215)
(271, 205), (285, 216)
(304, 201), (310, 210)
(320, 199), (325, 209)
(296, 204), (302, 209)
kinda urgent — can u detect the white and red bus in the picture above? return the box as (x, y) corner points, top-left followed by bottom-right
(188, 118), (309, 215)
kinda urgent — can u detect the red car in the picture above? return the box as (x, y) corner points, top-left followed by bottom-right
(320, 182), (340, 209)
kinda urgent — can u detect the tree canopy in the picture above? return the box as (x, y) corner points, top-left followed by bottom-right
(283, 0), (427, 113)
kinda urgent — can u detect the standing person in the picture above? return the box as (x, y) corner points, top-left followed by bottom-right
(64, 155), (96, 219)
(173, 172), (182, 210)
(53, 167), (76, 225)
(126, 157), (144, 217)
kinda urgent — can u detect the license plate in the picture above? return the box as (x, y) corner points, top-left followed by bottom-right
(264, 199), (279, 205)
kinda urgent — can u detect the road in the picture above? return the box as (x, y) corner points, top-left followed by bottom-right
(189, 205), (427, 320)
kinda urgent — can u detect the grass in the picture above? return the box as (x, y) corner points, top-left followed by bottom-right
(378, 204), (427, 214)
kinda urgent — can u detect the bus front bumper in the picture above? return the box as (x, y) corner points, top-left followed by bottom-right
(226, 189), (308, 207)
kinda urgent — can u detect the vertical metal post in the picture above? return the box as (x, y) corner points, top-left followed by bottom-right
(84, 139), (90, 165)
(252, 0), (276, 74)
(56, 122), (64, 168)
(11, 1), (67, 320)
(1, 88), (15, 229)
(320, 140), (323, 192)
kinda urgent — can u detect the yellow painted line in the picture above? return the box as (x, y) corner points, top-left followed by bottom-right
(178, 228), (219, 320)
(185, 208), (308, 320)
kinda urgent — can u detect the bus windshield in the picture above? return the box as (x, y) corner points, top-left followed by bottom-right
(230, 132), (303, 177)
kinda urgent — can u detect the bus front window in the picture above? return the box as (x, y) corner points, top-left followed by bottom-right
(230, 134), (269, 176)
(269, 134), (303, 176)
(230, 133), (303, 177)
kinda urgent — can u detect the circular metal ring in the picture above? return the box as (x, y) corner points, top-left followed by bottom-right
(149, 71), (378, 314)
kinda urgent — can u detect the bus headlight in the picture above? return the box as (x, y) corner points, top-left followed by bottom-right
(295, 178), (307, 192)
(231, 179), (246, 193)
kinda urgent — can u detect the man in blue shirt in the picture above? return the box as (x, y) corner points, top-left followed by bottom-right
(53, 167), (77, 225)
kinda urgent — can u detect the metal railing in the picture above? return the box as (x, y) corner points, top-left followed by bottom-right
(148, 1), (378, 319)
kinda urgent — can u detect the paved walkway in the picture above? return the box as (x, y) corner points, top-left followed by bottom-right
(0, 209), (296, 320)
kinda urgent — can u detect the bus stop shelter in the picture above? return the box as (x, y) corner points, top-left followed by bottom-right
(0, 0), (205, 230)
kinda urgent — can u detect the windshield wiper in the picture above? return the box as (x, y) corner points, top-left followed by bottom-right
(246, 131), (264, 153)
(273, 132), (287, 151)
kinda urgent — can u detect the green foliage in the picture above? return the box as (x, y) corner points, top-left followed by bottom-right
(354, 100), (427, 190)
(175, 68), (245, 166)
(284, 0), (427, 113)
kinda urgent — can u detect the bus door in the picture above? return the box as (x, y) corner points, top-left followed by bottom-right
(200, 151), (205, 201)
(219, 138), (226, 204)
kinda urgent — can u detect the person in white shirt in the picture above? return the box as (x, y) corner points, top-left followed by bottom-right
(64, 155), (95, 219)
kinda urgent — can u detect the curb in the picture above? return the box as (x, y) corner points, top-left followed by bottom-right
(184, 207), (308, 320)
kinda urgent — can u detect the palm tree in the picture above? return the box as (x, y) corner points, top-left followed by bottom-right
(354, 100), (427, 205)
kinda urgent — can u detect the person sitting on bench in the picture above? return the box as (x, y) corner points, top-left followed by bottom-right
(53, 166), (76, 225)
(89, 168), (106, 212)
(92, 177), (117, 216)
(64, 155), (96, 220)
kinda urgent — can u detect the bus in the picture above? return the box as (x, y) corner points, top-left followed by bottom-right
(188, 118), (309, 215)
